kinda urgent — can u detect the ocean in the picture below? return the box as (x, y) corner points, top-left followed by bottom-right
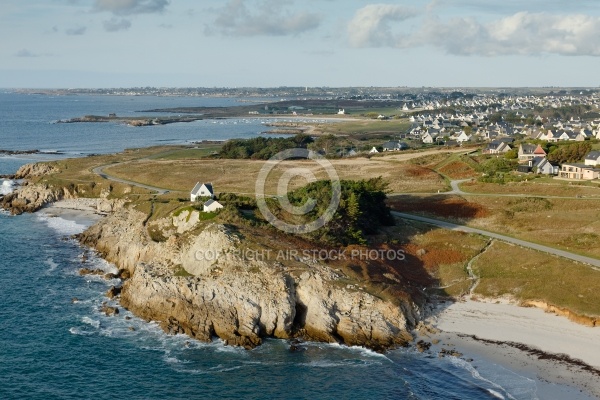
(0, 92), (571, 399)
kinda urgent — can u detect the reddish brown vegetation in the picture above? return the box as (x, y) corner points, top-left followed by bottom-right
(438, 161), (477, 179)
(387, 196), (489, 219)
(405, 165), (439, 178)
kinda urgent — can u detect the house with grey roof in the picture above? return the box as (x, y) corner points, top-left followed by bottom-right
(585, 151), (600, 167)
(191, 182), (214, 202)
(518, 144), (546, 162)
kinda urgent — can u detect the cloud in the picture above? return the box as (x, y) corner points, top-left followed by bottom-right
(103, 18), (132, 32)
(15, 49), (39, 57)
(347, 6), (600, 57)
(347, 4), (419, 47)
(208, 0), (322, 37)
(93, 0), (169, 15)
(417, 12), (600, 56)
(66, 26), (87, 35)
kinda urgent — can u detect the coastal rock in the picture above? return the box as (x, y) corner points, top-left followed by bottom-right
(0, 183), (71, 214)
(79, 268), (105, 276)
(14, 162), (59, 179)
(106, 286), (122, 299)
(80, 209), (419, 350)
(172, 210), (201, 234)
(180, 224), (241, 276)
(101, 304), (119, 316)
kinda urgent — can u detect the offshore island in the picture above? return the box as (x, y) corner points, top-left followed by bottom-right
(3, 88), (600, 395)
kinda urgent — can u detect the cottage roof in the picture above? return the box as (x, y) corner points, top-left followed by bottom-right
(586, 150), (600, 161)
(191, 182), (214, 195)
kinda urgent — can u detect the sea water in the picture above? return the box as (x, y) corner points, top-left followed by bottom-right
(0, 92), (577, 399)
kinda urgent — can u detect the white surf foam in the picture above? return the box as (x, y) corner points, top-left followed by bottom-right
(69, 327), (94, 336)
(81, 316), (100, 329)
(0, 179), (15, 195)
(449, 357), (520, 400)
(37, 213), (88, 236)
(44, 257), (58, 273)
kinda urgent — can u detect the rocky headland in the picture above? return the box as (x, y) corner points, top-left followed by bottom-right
(0, 163), (124, 215)
(79, 207), (419, 350)
(3, 162), (422, 351)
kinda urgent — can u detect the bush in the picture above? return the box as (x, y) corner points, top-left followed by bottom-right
(264, 177), (394, 245)
(219, 134), (313, 160)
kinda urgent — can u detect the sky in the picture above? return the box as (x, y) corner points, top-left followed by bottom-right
(1, 0), (600, 88)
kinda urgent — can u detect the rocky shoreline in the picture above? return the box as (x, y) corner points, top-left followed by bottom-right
(78, 208), (419, 350)
(3, 162), (422, 351)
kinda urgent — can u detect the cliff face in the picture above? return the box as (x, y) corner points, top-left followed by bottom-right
(79, 209), (419, 350)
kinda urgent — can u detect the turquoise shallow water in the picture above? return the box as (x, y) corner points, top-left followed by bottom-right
(0, 92), (569, 399)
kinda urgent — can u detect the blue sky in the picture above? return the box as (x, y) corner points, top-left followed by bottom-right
(1, 0), (600, 88)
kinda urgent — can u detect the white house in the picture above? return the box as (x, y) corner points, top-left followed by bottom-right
(454, 131), (471, 143)
(422, 132), (434, 144)
(532, 158), (559, 175)
(203, 199), (224, 212)
(337, 109), (345, 115)
(369, 147), (379, 153)
(585, 151), (600, 166)
(191, 182), (214, 202)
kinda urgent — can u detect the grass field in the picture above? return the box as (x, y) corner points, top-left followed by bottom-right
(102, 153), (450, 195)
(314, 119), (412, 136)
(472, 241), (600, 317)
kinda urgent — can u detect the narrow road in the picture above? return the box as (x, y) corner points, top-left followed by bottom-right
(392, 211), (600, 268)
(92, 165), (170, 195)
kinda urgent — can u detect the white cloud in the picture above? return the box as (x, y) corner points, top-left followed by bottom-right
(347, 4), (419, 47)
(93, 0), (169, 16)
(347, 6), (600, 57)
(208, 0), (322, 37)
(103, 18), (132, 32)
(417, 12), (600, 56)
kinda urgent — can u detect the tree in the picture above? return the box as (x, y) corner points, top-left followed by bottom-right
(504, 148), (518, 160)
(547, 142), (592, 164)
(310, 134), (337, 154)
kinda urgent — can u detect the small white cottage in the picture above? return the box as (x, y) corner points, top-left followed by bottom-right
(190, 182), (214, 202)
(203, 199), (223, 212)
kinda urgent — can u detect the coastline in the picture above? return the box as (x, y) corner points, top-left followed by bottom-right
(9, 194), (600, 398)
(422, 298), (600, 398)
(38, 199), (106, 229)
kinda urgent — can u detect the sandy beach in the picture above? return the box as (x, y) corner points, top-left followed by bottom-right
(422, 298), (600, 399)
(39, 199), (106, 228)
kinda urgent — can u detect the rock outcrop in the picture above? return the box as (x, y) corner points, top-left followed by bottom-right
(1, 183), (70, 214)
(14, 162), (59, 179)
(79, 208), (419, 350)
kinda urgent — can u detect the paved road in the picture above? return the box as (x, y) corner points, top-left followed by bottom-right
(92, 165), (170, 195)
(392, 211), (600, 269)
(393, 178), (600, 200)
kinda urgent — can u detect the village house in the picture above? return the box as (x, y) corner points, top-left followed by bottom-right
(453, 130), (471, 143)
(382, 141), (409, 151)
(483, 140), (511, 155)
(422, 132), (434, 144)
(203, 199), (224, 212)
(584, 150), (600, 166)
(190, 182), (214, 202)
(559, 163), (600, 180)
(521, 157), (560, 175)
(518, 144), (546, 162)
